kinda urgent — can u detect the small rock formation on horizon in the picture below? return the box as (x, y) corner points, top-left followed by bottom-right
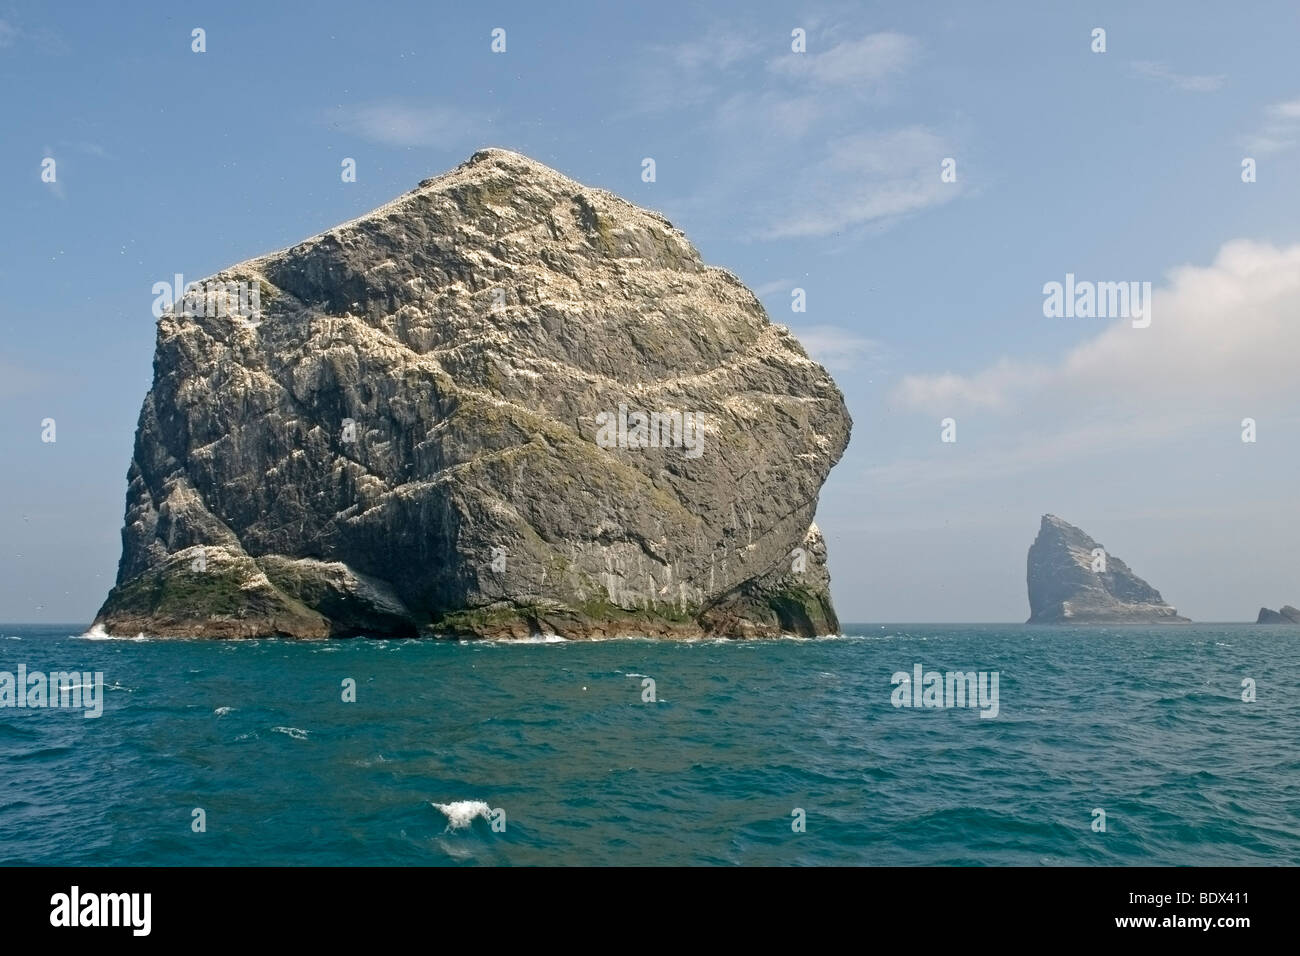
(1256, 605), (1300, 624)
(93, 148), (851, 639)
(1026, 514), (1189, 623)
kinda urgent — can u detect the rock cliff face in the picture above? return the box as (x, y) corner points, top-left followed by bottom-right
(1026, 514), (1189, 623)
(1257, 606), (1300, 624)
(94, 148), (851, 639)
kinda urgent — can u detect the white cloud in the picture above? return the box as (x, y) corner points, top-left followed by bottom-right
(624, 26), (764, 114)
(1131, 61), (1225, 93)
(0, 361), (45, 397)
(1268, 98), (1300, 119)
(865, 415), (1183, 490)
(887, 239), (1300, 478)
(770, 31), (917, 88)
(669, 30), (762, 72)
(1241, 97), (1300, 154)
(893, 358), (1052, 412)
(0, 19), (18, 47)
(626, 25), (960, 241)
(1241, 132), (1295, 155)
(751, 278), (793, 297)
(332, 103), (488, 148)
(713, 90), (827, 142)
(759, 128), (958, 239)
(786, 324), (890, 372)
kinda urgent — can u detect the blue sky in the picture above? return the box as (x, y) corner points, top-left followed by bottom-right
(2, 0), (1298, 623)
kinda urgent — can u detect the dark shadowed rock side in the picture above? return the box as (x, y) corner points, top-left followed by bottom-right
(1026, 515), (1189, 624)
(1257, 605), (1300, 624)
(93, 148), (851, 639)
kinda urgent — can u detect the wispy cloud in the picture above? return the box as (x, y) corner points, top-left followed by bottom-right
(712, 90), (828, 142)
(1241, 96), (1300, 154)
(865, 415), (1183, 491)
(73, 141), (111, 159)
(751, 278), (793, 297)
(1131, 60), (1225, 93)
(1268, 98), (1300, 119)
(769, 31), (918, 89)
(758, 127), (959, 239)
(0, 18), (66, 54)
(893, 358), (1050, 412)
(627, 24), (962, 241)
(787, 324), (891, 373)
(0, 361), (46, 398)
(329, 102), (489, 148)
(886, 239), (1300, 481)
(670, 29), (762, 72)
(625, 25), (763, 114)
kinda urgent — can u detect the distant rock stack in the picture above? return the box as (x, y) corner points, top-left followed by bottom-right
(93, 149), (851, 639)
(1256, 605), (1300, 624)
(1026, 514), (1189, 623)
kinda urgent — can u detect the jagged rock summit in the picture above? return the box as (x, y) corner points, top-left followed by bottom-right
(94, 148), (851, 639)
(1026, 514), (1189, 624)
(1257, 605), (1300, 624)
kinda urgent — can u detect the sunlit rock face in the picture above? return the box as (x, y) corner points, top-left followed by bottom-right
(1026, 514), (1189, 624)
(95, 149), (851, 639)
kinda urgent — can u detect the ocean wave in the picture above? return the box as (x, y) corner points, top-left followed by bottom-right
(434, 837), (476, 859)
(214, 706), (234, 717)
(432, 799), (492, 830)
(448, 632), (867, 646)
(271, 726), (309, 740)
(77, 625), (151, 642)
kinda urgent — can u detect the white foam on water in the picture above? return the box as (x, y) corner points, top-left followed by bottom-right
(272, 726), (309, 740)
(432, 799), (492, 830)
(435, 837), (476, 859)
(77, 625), (153, 641)
(214, 706), (234, 717)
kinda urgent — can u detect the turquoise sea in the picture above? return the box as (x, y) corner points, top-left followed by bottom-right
(1, 623), (1296, 866)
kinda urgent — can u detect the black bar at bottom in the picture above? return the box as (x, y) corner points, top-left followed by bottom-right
(0, 865), (1277, 941)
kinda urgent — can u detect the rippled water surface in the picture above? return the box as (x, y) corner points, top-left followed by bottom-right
(1, 623), (1296, 865)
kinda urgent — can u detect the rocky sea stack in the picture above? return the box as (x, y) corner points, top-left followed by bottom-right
(94, 149), (851, 639)
(1256, 606), (1300, 624)
(1026, 514), (1189, 624)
